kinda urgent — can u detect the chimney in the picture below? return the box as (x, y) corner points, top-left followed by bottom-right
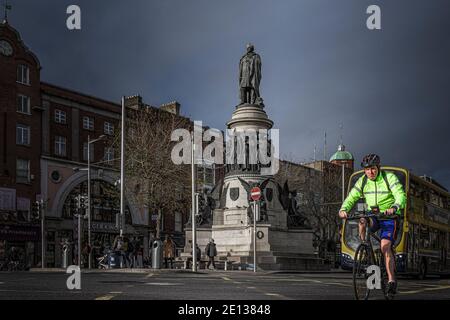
(160, 101), (180, 116)
(124, 95), (143, 110)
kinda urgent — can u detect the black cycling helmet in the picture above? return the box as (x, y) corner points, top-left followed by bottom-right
(361, 153), (380, 168)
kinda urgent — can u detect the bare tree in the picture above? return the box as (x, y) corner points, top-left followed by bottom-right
(275, 159), (352, 260)
(112, 106), (192, 239)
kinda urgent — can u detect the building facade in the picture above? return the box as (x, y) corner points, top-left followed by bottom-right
(1, 19), (223, 267)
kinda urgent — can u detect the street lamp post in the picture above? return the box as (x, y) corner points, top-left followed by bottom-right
(87, 134), (106, 269)
(40, 199), (45, 269)
(120, 97), (126, 237)
(87, 135), (91, 269)
(191, 132), (197, 272)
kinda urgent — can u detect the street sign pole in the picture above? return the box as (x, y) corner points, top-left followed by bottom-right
(253, 200), (257, 273)
(250, 186), (261, 273)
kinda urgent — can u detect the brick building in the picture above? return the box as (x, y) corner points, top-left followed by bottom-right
(1, 19), (222, 268)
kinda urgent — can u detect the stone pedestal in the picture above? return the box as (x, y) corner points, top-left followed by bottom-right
(181, 74), (322, 269)
(181, 227), (212, 260)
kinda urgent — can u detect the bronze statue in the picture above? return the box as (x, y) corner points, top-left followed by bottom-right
(239, 43), (262, 106)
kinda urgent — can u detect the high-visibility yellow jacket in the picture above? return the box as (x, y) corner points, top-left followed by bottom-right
(340, 171), (406, 214)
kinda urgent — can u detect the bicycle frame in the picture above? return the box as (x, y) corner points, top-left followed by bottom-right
(349, 211), (400, 300)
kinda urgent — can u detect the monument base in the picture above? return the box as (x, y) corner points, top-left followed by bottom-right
(180, 226), (212, 261)
(180, 222), (328, 271)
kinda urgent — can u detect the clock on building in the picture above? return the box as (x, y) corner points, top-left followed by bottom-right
(0, 39), (13, 56)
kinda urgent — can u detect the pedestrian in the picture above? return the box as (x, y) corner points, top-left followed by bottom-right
(113, 235), (126, 268)
(82, 242), (91, 268)
(133, 238), (142, 268)
(163, 235), (175, 269)
(205, 239), (217, 270)
(196, 244), (201, 269)
(126, 237), (134, 268)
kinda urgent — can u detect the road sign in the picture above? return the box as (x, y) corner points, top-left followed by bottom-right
(250, 186), (261, 201)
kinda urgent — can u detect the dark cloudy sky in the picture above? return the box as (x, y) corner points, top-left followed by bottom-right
(7, 0), (450, 188)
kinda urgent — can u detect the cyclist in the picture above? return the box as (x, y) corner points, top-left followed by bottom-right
(338, 154), (406, 295)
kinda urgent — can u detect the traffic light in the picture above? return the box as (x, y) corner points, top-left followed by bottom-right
(31, 201), (40, 220)
(70, 196), (78, 215)
(79, 196), (87, 210)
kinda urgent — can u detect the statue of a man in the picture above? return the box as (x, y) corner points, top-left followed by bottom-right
(239, 43), (262, 105)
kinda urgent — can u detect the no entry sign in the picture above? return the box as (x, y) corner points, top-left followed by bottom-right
(250, 187), (261, 201)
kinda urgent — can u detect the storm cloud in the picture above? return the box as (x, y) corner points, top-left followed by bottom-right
(7, 0), (450, 188)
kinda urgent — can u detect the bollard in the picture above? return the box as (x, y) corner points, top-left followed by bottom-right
(62, 245), (68, 269)
(151, 239), (163, 269)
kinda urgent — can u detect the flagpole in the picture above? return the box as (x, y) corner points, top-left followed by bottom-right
(4, 0), (11, 23)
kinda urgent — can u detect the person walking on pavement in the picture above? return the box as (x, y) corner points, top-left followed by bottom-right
(205, 239), (217, 270)
(113, 235), (126, 268)
(163, 235), (175, 269)
(82, 242), (91, 268)
(126, 237), (134, 268)
(196, 244), (201, 269)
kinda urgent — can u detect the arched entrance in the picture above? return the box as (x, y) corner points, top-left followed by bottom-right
(51, 176), (143, 268)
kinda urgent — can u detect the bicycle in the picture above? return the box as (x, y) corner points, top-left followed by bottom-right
(348, 211), (402, 300)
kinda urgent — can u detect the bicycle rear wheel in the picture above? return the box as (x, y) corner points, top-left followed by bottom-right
(353, 244), (373, 300)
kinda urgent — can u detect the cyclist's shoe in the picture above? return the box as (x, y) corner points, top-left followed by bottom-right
(387, 281), (397, 295)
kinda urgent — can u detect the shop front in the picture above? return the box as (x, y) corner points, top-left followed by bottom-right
(0, 223), (40, 269)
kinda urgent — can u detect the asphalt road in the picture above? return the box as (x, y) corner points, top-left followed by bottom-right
(0, 270), (449, 300)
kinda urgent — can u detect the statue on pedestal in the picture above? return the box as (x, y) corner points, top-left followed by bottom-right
(239, 43), (263, 106)
(277, 181), (310, 229)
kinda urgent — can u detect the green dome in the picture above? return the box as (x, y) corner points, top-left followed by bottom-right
(330, 144), (354, 161)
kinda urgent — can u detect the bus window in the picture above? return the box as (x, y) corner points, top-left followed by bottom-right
(430, 228), (440, 250)
(419, 225), (430, 250)
(430, 191), (440, 207)
(347, 171), (365, 195)
(344, 220), (360, 251)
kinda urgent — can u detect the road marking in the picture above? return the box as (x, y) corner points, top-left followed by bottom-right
(146, 274), (154, 278)
(322, 282), (352, 288)
(221, 277), (231, 281)
(109, 291), (122, 294)
(423, 285), (450, 292)
(400, 285), (450, 295)
(145, 282), (181, 286)
(264, 292), (290, 299)
(274, 278), (324, 283)
(95, 295), (115, 300)
(410, 283), (444, 287)
(247, 286), (256, 289)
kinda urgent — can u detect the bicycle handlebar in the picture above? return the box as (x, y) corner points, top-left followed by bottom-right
(346, 211), (404, 221)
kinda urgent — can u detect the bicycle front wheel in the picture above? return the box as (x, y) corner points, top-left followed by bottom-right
(353, 244), (373, 300)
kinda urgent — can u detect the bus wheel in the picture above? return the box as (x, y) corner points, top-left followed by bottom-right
(418, 259), (427, 280)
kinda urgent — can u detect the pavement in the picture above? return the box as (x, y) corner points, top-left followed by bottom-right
(1, 269), (450, 300)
